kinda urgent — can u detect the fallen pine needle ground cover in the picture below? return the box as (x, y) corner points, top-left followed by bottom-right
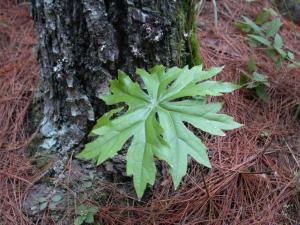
(0, 0), (299, 224)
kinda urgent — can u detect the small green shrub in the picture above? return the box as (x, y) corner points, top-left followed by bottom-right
(240, 56), (270, 102)
(74, 204), (98, 225)
(38, 194), (62, 211)
(236, 10), (300, 69)
(77, 65), (242, 198)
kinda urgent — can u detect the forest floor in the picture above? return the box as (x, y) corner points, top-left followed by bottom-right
(1, 0), (300, 224)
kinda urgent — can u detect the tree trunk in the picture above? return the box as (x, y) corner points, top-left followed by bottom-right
(31, 0), (201, 155)
(25, 0), (201, 222)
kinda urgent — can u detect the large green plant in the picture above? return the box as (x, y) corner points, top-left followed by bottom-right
(77, 65), (242, 198)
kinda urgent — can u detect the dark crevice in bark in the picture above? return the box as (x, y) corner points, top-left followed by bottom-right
(105, 0), (128, 71)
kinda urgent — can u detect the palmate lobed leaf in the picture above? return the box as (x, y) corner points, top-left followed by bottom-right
(77, 65), (242, 198)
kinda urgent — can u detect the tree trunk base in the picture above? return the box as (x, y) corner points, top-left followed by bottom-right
(25, 0), (202, 222)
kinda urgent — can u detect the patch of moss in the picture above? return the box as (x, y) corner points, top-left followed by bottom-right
(176, 4), (187, 67)
(176, 0), (202, 66)
(190, 20), (202, 65)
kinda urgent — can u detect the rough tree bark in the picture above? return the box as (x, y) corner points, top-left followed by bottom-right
(25, 0), (201, 222)
(30, 0), (201, 155)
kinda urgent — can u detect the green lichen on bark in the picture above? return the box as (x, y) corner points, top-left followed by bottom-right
(176, 0), (202, 66)
(189, 21), (202, 65)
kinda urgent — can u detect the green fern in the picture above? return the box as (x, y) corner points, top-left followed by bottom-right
(77, 65), (242, 198)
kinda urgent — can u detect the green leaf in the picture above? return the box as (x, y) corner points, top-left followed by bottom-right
(88, 207), (98, 214)
(274, 47), (286, 58)
(262, 8), (278, 17)
(241, 16), (262, 34)
(255, 85), (269, 102)
(91, 107), (123, 131)
(255, 8), (278, 24)
(287, 51), (295, 60)
(248, 38), (258, 48)
(157, 66), (225, 101)
(76, 205), (88, 215)
(39, 202), (48, 210)
(255, 10), (270, 24)
(77, 65), (242, 198)
(273, 33), (286, 58)
(158, 100), (241, 187)
(262, 18), (282, 37)
(252, 72), (270, 86)
(85, 214), (95, 224)
(52, 195), (62, 202)
(82, 181), (93, 188)
(74, 216), (86, 225)
(274, 33), (283, 50)
(175, 81), (240, 98)
(239, 73), (249, 86)
(248, 34), (271, 47)
(247, 82), (259, 89)
(38, 197), (47, 202)
(126, 111), (168, 197)
(235, 22), (251, 33)
(247, 56), (256, 72)
(264, 48), (277, 62)
(275, 56), (284, 71)
(101, 70), (150, 110)
(260, 130), (269, 137)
